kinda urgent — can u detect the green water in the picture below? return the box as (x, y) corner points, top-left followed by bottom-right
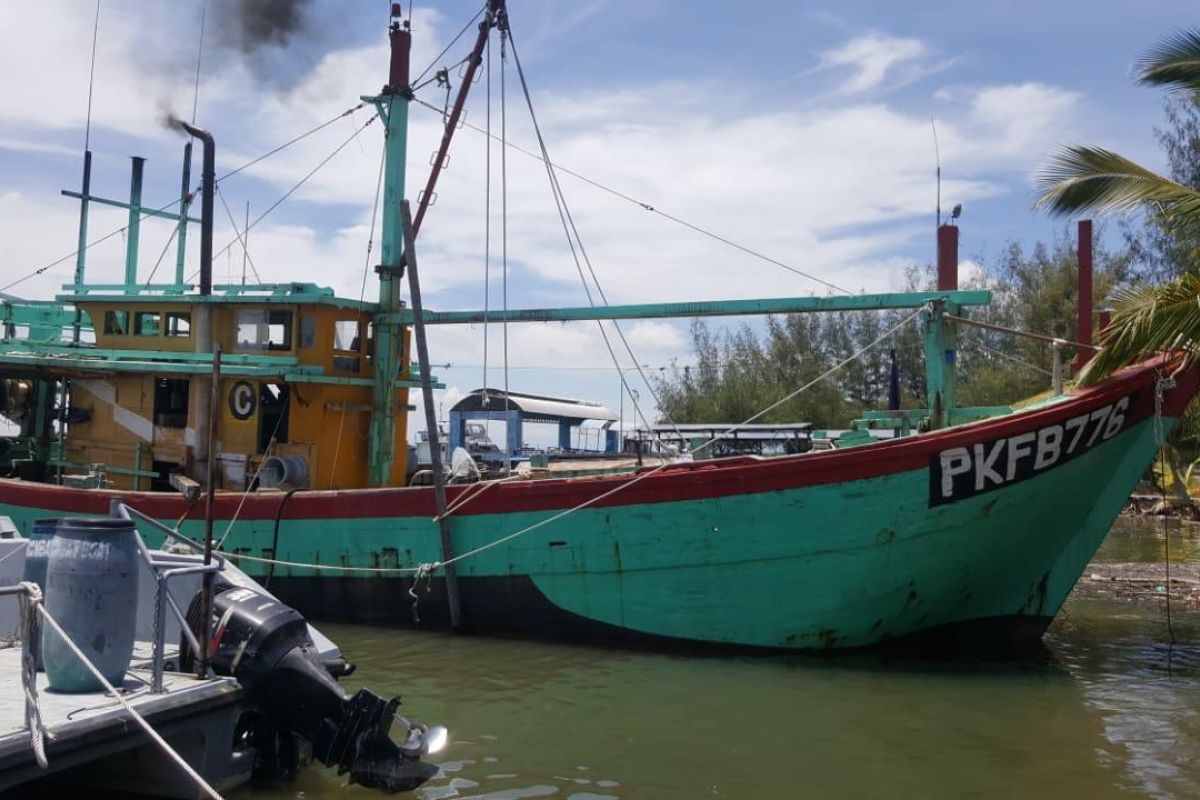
(237, 519), (1200, 800)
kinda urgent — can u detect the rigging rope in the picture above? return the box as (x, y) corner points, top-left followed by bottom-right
(174, 306), (920, 576)
(328, 139), (389, 489)
(216, 103), (367, 184)
(214, 406), (287, 550)
(960, 336), (1054, 378)
(411, 4), (486, 88)
(504, 25), (680, 447)
(501, 26), (511, 417)
(1153, 371), (1178, 648)
(6, 104), (369, 296)
(34, 596), (226, 800)
(210, 112), (379, 264)
(215, 185), (262, 284)
(427, 306), (925, 572)
(482, 30), (492, 414)
(410, 95), (854, 296)
(141, 217), (185, 287)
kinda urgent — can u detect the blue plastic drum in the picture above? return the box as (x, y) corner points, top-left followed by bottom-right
(42, 518), (140, 693)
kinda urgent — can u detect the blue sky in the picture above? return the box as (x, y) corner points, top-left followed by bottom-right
(0, 0), (1195, 440)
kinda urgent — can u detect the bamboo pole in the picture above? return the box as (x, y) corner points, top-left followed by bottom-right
(400, 201), (463, 632)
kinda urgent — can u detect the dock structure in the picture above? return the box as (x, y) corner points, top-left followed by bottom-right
(630, 422), (814, 458)
(448, 388), (619, 463)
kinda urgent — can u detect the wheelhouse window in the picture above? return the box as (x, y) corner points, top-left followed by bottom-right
(135, 311), (160, 336)
(332, 319), (361, 372)
(165, 311), (191, 337)
(104, 311), (129, 335)
(235, 309), (293, 352)
(152, 378), (189, 428)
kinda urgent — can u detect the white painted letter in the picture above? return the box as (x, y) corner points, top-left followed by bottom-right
(1034, 425), (1063, 470)
(1086, 406), (1112, 447)
(1064, 414), (1089, 454)
(1103, 396), (1130, 439)
(1006, 432), (1036, 480)
(974, 441), (1006, 490)
(940, 447), (972, 498)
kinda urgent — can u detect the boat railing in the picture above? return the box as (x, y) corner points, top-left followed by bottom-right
(110, 500), (224, 693)
(0, 579), (226, 798)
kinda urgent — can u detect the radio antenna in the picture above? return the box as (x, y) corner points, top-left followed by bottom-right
(931, 116), (942, 228)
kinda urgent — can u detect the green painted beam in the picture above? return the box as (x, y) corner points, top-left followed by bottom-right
(383, 290), (992, 325)
(0, 343), (300, 366)
(58, 283), (376, 311)
(48, 459), (159, 479)
(0, 353), (297, 378)
(60, 191), (203, 225)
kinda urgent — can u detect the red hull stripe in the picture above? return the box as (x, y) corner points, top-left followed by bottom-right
(2, 359), (1193, 522)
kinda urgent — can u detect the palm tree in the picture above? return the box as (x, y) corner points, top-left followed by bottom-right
(1036, 30), (1200, 383)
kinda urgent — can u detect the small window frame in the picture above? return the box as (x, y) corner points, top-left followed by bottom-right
(103, 310), (130, 335)
(165, 311), (192, 338)
(134, 311), (161, 337)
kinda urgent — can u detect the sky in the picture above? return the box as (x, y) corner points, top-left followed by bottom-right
(0, 0), (1195, 444)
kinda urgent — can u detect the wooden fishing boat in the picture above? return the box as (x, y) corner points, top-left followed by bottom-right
(0, 2), (1192, 651)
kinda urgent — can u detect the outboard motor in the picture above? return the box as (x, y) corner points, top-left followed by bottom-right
(182, 583), (443, 793)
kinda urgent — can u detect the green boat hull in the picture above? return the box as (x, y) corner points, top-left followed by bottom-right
(0, 363), (1190, 651)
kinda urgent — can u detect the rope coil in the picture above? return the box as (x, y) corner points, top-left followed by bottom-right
(17, 582), (47, 769)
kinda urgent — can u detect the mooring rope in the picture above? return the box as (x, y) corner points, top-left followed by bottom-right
(1153, 368), (1178, 648)
(429, 308), (924, 573)
(33, 594), (226, 800)
(17, 582), (47, 769)
(154, 308), (923, 579)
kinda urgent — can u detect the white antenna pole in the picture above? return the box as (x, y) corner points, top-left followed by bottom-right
(931, 116), (942, 229)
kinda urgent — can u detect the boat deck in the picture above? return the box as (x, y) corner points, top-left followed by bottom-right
(0, 643), (245, 793)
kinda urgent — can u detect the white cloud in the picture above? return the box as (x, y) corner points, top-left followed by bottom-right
(0, 6), (1095, 431)
(817, 33), (928, 94)
(967, 82), (1083, 163)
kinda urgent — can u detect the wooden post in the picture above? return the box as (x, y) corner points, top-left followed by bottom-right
(1074, 220), (1094, 371)
(401, 200), (464, 632)
(936, 224), (958, 291)
(197, 344), (221, 677)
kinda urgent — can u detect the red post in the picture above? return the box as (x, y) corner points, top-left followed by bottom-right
(1098, 309), (1112, 334)
(936, 224), (958, 291)
(1074, 219), (1094, 370)
(388, 4), (411, 90)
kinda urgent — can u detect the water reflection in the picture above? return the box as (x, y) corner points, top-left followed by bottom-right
(234, 522), (1199, 800)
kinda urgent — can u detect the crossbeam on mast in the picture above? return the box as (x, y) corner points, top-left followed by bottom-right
(382, 290), (992, 325)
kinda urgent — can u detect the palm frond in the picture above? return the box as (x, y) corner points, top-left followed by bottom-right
(1078, 273), (1200, 383)
(1135, 29), (1200, 92)
(1035, 146), (1200, 223)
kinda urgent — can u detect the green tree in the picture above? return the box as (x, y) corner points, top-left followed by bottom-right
(654, 230), (1131, 430)
(1036, 29), (1200, 380)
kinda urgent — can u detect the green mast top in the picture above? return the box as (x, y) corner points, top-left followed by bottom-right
(362, 4), (413, 486)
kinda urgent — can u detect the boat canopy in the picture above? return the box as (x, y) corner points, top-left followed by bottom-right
(451, 388), (617, 425)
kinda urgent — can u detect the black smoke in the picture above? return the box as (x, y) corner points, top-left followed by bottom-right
(213, 0), (313, 54)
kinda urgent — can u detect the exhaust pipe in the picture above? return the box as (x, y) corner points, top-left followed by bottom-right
(178, 121), (214, 296)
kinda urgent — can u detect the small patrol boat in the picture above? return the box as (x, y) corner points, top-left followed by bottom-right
(0, 511), (445, 797)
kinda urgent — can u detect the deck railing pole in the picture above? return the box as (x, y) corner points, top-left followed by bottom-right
(198, 344), (221, 677)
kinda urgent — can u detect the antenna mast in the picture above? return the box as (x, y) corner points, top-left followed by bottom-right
(931, 116), (941, 229)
